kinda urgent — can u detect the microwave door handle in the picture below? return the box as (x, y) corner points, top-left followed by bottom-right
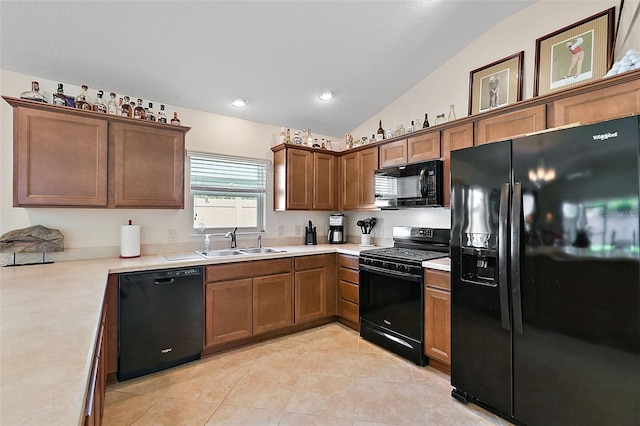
(420, 168), (427, 198)
(498, 182), (511, 331)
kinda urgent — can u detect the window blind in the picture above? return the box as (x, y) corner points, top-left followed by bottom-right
(189, 152), (268, 193)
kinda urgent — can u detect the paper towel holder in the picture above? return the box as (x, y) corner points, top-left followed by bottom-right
(120, 219), (141, 259)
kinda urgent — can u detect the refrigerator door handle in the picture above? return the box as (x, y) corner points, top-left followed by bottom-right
(511, 181), (524, 334)
(498, 182), (511, 331)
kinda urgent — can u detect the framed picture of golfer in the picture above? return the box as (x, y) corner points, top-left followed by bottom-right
(534, 8), (614, 96)
(468, 51), (524, 115)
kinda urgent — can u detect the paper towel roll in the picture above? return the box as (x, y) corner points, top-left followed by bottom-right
(120, 224), (140, 258)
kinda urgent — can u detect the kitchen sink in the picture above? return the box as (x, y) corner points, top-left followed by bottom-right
(198, 249), (247, 258)
(237, 247), (287, 254)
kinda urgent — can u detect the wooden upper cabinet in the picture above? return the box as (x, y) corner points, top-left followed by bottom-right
(111, 122), (185, 208)
(441, 123), (473, 207)
(407, 131), (441, 163)
(13, 105), (108, 207)
(339, 151), (359, 210)
(359, 147), (379, 209)
(378, 131), (441, 168)
(379, 140), (407, 167)
(286, 148), (313, 209)
(271, 145), (336, 211)
(313, 152), (336, 210)
(4, 97), (189, 209)
(549, 77), (640, 127)
(476, 105), (546, 145)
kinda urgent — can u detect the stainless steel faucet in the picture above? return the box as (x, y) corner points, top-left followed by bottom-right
(257, 235), (262, 248)
(225, 227), (237, 249)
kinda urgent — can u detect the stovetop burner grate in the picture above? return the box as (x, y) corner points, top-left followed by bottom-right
(360, 247), (448, 263)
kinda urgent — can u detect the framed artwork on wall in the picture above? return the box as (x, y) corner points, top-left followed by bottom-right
(468, 51), (524, 115)
(534, 8), (614, 96)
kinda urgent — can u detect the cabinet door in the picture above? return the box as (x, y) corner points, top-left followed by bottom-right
(286, 149), (313, 209)
(112, 123), (184, 208)
(358, 147), (379, 209)
(407, 131), (441, 163)
(424, 286), (451, 365)
(14, 107), (108, 206)
(253, 273), (293, 335)
(205, 279), (253, 347)
(313, 152), (336, 210)
(294, 268), (326, 324)
(442, 123), (473, 207)
(340, 152), (359, 210)
(379, 140), (407, 167)
(476, 105), (546, 145)
(550, 77), (640, 127)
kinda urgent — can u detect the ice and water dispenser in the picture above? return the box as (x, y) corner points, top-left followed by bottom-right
(461, 233), (498, 286)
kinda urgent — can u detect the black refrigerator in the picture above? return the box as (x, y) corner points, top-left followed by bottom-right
(450, 116), (640, 425)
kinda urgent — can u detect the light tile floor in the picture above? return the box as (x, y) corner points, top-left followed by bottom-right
(104, 323), (511, 425)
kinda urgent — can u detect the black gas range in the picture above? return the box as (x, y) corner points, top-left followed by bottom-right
(359, 227), (450, 365)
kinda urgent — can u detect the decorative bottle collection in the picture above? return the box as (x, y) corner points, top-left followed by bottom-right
(17, 80), (183, 125)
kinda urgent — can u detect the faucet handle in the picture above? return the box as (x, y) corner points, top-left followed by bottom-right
(257, 235), (262, 248)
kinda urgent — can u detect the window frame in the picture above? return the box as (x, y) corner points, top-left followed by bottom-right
(188, 151), (269, 235)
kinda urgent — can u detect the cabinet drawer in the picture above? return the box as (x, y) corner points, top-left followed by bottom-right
(206, 258), (292, 282)
(424, 269), (450, 291)
(337, 298), (359, 324)
(295, 254), (326, 270)
(338, 280), (359, 304)
(338, 254), (359, 270)
(338, 267), (359, 284)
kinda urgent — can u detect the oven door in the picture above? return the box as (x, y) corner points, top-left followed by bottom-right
(359, 263), (424, 364)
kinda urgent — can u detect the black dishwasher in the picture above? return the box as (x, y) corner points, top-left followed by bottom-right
(118, 266), (203, 381)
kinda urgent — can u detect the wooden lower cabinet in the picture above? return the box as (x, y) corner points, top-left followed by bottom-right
(205, 278), (254, 346)
(294, 254), (336, 324)
(253, 273), (293, 335)
(424, 269), (451, 374)
(337, 254), (360, 330)
(84, 306), (107, 426)
(204, 258), (293, 350)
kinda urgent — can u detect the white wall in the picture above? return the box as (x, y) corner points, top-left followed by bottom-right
(350, 0), (636, 140)
(0, 70), (339, 261)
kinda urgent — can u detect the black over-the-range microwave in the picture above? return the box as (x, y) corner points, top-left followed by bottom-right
(374, 159), (443, 209)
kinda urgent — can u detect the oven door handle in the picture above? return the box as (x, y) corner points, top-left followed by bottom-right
(360, 264), (422, 283)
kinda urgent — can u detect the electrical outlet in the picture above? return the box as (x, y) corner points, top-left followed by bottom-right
(295, 225), (301, 236)
(277, 225), (284, 236)
(168, 229), (177, 241)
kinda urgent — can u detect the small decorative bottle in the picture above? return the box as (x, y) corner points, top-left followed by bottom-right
(423, 113), (430, 128)
(407, 121), (414, 133)
(448, 104), (456, 121)
(157, 104), (167, 123)
(306, 129), (313, 146)
(93, 90), (107, 113)
(121, 96), (132, 117)
(376, 120), (384, 141)
(52, 83), (67, 106)
(133, 98), (146, 119)
(285, 128), (291, 143)
(147, 102), (156, 121)
(20, 81), (48, 103)
(435, 114), (446, 125)
(171, 112), (181, 125)
(279, 127), (286, 144)
(75, 85), (94, 110)
(107, 92), (118, 115)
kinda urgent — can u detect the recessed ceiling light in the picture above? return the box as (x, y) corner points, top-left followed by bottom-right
(318, 90), (334, 101)
(231, 97), (248, 107)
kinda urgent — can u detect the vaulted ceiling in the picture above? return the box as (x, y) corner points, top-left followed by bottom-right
(1, 1), (534, 136)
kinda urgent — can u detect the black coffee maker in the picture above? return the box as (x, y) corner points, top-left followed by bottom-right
(305, 220), (317, 245)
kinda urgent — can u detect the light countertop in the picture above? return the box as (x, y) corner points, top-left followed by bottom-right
(0, 243), (449, 425)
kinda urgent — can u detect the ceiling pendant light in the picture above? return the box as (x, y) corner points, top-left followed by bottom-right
(231, 96), (248, 107)
(318, 90), (334, 101)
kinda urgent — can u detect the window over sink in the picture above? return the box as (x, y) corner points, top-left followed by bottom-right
(189, 152), (268, 234)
